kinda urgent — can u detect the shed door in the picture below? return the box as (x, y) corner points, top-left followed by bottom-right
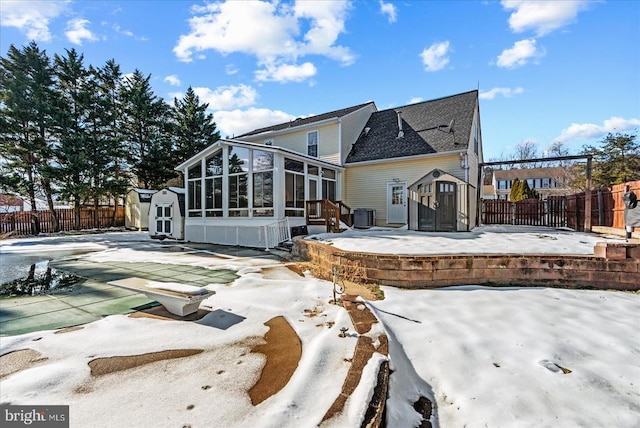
(387, 182), (407, 224)
(436, 182), (457, 231)
(156, 204), (172, 235)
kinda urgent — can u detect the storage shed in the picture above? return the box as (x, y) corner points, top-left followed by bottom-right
(124, 188), (156, 230)
(149, 187), (186, 240)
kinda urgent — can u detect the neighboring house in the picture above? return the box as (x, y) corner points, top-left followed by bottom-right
(149, 187), (185, 240)
(125, 188), (156, 230)
(482, 184), (497, 200)
(0, 193), (48, 212)
(0, 193), (24, 213)
(175, 90), (483, 247)
(492, 167), (571, 200)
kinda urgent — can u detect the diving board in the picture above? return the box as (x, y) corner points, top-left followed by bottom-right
(108, 277), (214, 316)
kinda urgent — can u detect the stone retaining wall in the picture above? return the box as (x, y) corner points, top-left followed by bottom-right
(293, 239), (640, 291)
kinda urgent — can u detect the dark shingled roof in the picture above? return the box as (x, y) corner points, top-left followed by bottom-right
(236, 102), (375, 138)
(345, 90), (478, 163)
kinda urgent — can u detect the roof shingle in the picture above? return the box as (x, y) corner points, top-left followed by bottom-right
(236, 102), (376, 138)
(345, 90), (478, 163)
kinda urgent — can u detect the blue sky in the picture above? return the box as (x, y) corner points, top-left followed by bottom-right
(1, 0), (639, 160)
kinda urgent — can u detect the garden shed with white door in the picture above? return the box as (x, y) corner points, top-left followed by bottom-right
(149, 187), (185, 240)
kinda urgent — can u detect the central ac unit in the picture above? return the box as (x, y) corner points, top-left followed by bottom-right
(353, 208), (375, 229)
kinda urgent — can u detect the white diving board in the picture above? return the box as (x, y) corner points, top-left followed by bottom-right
(108, 277), (214, 316)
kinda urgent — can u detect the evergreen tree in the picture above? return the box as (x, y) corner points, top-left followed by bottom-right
(94, 60), (130, 225)
(120, 70), (174, 189)
(521, 180), (538, 199)
(172, 86), (220, 166)
(509, 178), (523, 201)
(0, 42), (59, 233)
(573, 133), (640, 189)
(52, 48), (92, 229)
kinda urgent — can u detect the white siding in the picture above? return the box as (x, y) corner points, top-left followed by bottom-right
(344, 154), (464, 225)
(241, 123), (341, 164)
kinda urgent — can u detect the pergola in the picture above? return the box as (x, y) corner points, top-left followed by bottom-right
(479, 154), (594, 231)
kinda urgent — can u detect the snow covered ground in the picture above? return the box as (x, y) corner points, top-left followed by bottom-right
(309, 225), (626, 255)
(1, 231), (639, 427)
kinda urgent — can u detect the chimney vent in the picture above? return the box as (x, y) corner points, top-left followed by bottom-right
(397, 111), (404, 139)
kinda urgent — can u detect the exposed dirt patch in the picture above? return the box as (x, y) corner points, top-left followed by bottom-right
(295, 262), (383, 301)
(0, 349), (48, 378)
(88, 349), (204, 377)
(249, 316), (302, 405)
(322, 295), (389, 424)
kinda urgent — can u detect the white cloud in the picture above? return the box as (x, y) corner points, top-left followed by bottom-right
(502, 0), (592, 36)
(226, 64), (239, 75)
(214, 108), (296, 138)
(408, 97), (424, 104)
(479, 87), (524, 100)
(192, 84), (258, 110)
(420, 41), (451, 72)
(0, 0), (69, 42)
(113, 24), (134, 37)
(379, 0), (397, 23)
(173, 0), (353, 81)
(255, 62), (317, 83)
(65, 18), (98, 45)
(496, 38), (544, 68)
(164, 75), (181, 86)
(555, 117), (640, 142)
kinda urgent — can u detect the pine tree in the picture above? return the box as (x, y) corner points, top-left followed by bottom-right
(172, 87), (220, 166)
(0, 42), (59, 233)
(509, 178), (523, 201)
(573, 133), (640, 189)
(94, 59), (130, 225)
(120, 70), (175, 189)
(53, 48), (93, 229)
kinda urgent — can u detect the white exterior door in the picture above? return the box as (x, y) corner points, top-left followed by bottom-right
(155, 204), (172, 235)
(387, 182), (407, 224)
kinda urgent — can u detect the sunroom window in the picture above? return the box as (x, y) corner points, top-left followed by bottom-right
(228, 146), (249, 217)
(205, 150), (223, 217)
(252, 150), (274, 217)
(187, 163), (202, 217)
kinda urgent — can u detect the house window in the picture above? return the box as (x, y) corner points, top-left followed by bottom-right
(187, 163), (202, 217)
(307, 131), (318, 157)
(252, 150), (274, 217)
(228, 146), (249, 217)
(205, 150), (223, 217)
(542, 178), (550, 188)
(322, 168), (336, 201)
(285, 158), (305, 217)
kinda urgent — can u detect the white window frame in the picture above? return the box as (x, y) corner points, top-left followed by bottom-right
(307, 130), (318, 157)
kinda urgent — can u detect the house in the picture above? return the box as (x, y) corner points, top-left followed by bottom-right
(0, 193), (49, 212)
(124, 188), (156, 230)
(492, 167), (571, 200)
(149, 187), (186, 240)
(175, 90), (483, 247)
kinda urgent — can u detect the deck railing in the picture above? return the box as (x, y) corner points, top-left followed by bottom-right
(305, 200), (352, 232)
(261, 218), (291, 250)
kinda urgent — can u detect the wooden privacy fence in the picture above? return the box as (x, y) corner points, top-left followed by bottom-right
(482, 198), (567, 227)
(1, 207), (125, 237)
(483, 180), (640, 232)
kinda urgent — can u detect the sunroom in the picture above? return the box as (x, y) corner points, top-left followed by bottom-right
(175, 139), (344, 248)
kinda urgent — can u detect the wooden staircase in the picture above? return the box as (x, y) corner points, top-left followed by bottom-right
(305, 200), (353, 233)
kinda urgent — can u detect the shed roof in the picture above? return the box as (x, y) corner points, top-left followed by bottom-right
(345, 90), (478, 163)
